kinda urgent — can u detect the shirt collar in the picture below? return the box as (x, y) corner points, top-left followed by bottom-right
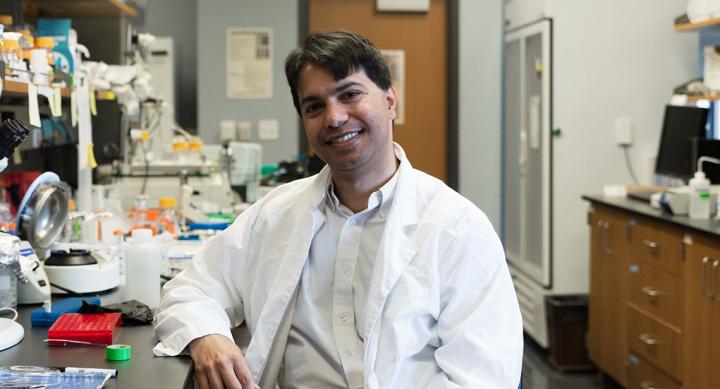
(325, 161), (400, 217)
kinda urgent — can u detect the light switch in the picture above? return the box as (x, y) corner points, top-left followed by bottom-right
(258, 119), (279, 140)
(614, 117), (633, 146)
(219, 120), (237, 143)
(238, 121), (252, 141)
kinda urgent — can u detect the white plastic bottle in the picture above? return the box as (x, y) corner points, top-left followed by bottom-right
(124, 228), (163, 308)
(689, 171), (712, 219)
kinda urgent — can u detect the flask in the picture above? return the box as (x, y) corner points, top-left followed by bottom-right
(124, 228), (163, 308)
(689, 170), (711, 219)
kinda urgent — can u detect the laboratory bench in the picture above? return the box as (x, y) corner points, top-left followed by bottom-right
(1, 287), (252, 388)
(583, 194), (720, 389)
(0, 290), (194, 388)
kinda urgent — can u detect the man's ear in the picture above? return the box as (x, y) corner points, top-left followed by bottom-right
(386, 85), (398, 121)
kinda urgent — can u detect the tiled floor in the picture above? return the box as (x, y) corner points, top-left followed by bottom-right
(521, 335), (621, 389)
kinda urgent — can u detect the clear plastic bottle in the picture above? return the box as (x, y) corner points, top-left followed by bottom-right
(133, 194), (149, 227)
(689, 171), (711, 219)
(187, 138), (203, 164)
(158, 197), (178, 234)
(171, 138), (188, 164)
(124, 228), (163, 308)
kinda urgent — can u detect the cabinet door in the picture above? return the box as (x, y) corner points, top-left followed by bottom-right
(603, 210), (630, 386)
(587, 210), (606, 366)
(683, 234), (718, 389)
(587, 206), (629, 386)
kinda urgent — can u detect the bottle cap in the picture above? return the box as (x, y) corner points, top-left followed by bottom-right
(695, 171), (707, 179)
(34, 37), (54, 49)
(188, 138), (203, 151)
(159, 197), (176, 208)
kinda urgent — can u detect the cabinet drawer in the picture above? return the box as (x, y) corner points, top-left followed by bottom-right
(632, 222), (683, 276)
(627, 305), (682, 380)
(628, 263), (682, 327)
(627, 354), (681, 389)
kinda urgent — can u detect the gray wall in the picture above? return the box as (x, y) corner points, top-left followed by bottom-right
(197, 0), (299, 164)
(457, 0), (503, 228)
(143, 0), (198, 131)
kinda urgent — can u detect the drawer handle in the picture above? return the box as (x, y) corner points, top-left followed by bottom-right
(642, 239), (659, 250)
(712, 260), (720, 303)
(640, 381), (657, 389)
(603, 221), (614, 255)
(702, 257), (711, 297)
(639, 333), (658, 346)
(641, 286), (661, 298)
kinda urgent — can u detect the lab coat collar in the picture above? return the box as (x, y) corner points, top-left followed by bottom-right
(362, 143), (420, 358)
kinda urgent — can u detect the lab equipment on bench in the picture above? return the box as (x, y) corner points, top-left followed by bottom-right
(16, 172), (69, 258)
(17, 240), (51, 304)
(0, 233), (20, 309)
(124, 229), (162, 309)
(47, 312), (122, 346)
(0, 310), (24, 351)
(43, 246), (120, 295)
(30, 296), (101, 327)
(14, 173), (121, 295)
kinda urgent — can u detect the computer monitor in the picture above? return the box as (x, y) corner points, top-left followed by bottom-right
(654, 105), (709, 182)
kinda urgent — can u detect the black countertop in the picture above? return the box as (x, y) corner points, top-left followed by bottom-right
(0, 292), (193, 388)
(583, 194), (720, 238)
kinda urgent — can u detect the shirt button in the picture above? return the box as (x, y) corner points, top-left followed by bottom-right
(349, 219), (357, 226)
(345, 350), (353, 357)
(338, 312), (350, 323)
(341, 265), (351, 275)
(265, 324), (274, 336)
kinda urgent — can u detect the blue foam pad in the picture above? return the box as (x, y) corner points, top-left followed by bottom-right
(30, 297), (101, 327)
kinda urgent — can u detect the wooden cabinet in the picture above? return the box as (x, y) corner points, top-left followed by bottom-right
(587, 205), (630, 386)
(682, 233), (720, 389)
(627, 354), (681, 389)
(585, 197), (720, 388)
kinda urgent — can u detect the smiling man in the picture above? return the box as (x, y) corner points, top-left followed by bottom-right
(154, 31), (523, 389)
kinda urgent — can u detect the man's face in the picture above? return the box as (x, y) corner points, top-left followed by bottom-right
(297, 64), (397, 176)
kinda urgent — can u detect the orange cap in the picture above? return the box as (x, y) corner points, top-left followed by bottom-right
(35, 37), (54, 49)
(172, 140), (188, 151)
(188, 138), (203, 151)
(2, 39), (19, 50)
(159, 197), (177, 208)
(0, 15), (13, 26)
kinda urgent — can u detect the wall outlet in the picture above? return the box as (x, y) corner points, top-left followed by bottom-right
(614, 117), (633, 146)
(258, 119), (280, 140)
(219, 120), (237, 143)
(238, 120), (252, 141)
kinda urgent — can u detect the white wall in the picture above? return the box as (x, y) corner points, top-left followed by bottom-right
(457, 0), (504, 228)
(550, 0), (696, 292)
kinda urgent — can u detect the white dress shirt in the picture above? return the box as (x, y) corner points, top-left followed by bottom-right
(280, 168), (399, 389)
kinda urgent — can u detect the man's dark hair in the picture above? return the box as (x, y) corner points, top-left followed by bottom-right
(285, 30), (392, 115)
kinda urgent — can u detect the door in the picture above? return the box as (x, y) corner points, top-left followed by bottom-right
(683, 234), (719, 389)
(307, 0), (448, 181)
(503, 19), (552, 287)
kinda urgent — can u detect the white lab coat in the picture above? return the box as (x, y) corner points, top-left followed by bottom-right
(154, 145), (523, 388)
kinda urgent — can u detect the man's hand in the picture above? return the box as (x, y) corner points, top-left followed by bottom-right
(188, 334), (259, 389)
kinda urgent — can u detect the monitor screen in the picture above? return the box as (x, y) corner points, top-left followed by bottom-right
(654, 105), (709, 182)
